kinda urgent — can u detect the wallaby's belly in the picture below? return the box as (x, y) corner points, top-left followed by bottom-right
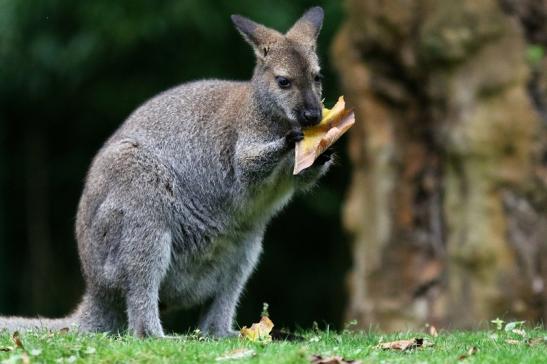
(159, 258), (224, 308)
(158, 169), (295, 309)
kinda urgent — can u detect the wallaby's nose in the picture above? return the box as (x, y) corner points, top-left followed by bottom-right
(301, 109), (322, 126)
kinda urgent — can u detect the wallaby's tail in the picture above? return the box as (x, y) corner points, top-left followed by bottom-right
(0, 294), (125, 334)
(0, 315), (78, 333)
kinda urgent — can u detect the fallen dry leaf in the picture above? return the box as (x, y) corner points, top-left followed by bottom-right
(458, 346), (478, 360)
(240, 316), (274, 343)
(12, 332), (24, 350)
(512, 329), (526, 337)
(428, 325), (438, 337)
(505, 339), (521, 345)
(216, 348), (256, 361)
(294, 96), (355, 175)
(310, 354), (361, 364)
(376, 338), (432, 351)
(527, 337), (547, 346)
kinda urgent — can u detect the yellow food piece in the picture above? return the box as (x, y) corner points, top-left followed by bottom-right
(293, 96), (355, 175)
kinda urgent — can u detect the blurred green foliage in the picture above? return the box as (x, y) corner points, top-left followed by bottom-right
(527, 45), (545, 65)
(0, 0), (350, 330)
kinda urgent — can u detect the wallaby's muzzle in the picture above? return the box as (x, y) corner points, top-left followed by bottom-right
(298, 107), (322, 127)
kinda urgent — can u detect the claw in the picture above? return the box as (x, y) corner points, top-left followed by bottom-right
(285, 129), (304, 147)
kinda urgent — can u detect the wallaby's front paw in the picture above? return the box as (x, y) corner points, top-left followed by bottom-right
(315, 147), (335, 165)
(285, 129), (304, 148)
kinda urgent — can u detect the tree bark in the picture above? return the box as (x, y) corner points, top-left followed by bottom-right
(334, 0), (546, 330)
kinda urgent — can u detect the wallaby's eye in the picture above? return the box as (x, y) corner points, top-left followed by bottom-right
(275, 76), (291, 89)
(314, 73), (323, 83)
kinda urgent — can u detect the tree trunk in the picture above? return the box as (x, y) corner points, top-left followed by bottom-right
(334, 0), (546, 330)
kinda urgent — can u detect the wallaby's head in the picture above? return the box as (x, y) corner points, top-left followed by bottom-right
(232, 7), (324, 128)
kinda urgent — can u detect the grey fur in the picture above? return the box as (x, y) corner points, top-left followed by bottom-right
(0, 7), (331, 338)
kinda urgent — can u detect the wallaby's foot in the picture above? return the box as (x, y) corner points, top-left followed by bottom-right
(198, 308), (238, 339)
(128, 315), (164, 338)
(285, 128), (304, 147)
(126, 288), (166, 338)
(76, 292), (126, 334)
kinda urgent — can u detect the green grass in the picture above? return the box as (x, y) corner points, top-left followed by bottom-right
(0, 328), (546, 363)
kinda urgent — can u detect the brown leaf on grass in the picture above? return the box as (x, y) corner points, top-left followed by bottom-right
(12, 332), (24, 350)
(527, 337), (547, 346)
(215, 348), (256, 361)
(458, 346), (478, 360)
(512, 329), (526, 337)
(240, 316), (274, 343)
(428, 325), (438, 337)
(376, 338), (432, 351)
(310, 354), (362, 364)
(505, 339), (521, 345)
(293, 96), (355, 175)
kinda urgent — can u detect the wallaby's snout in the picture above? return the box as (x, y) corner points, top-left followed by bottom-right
(298, 106), (322, 127)
(296, 87), (322, 126)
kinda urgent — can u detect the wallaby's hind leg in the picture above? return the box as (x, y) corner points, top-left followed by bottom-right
(76, 292), (126, 333)
(77, 142), (176, 337)
(122, 228), (172, 338)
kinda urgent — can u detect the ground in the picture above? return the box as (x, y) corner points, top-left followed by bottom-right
(0, 328), (546, 363)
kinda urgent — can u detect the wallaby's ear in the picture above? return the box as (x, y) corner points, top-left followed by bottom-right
(286, 6), (324, 46)
(231, 14), (282, 60)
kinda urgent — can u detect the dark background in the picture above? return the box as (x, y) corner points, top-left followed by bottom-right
(0, 0), (351, 332)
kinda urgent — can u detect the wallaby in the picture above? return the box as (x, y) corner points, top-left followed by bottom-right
(0, 6), (332, 337)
